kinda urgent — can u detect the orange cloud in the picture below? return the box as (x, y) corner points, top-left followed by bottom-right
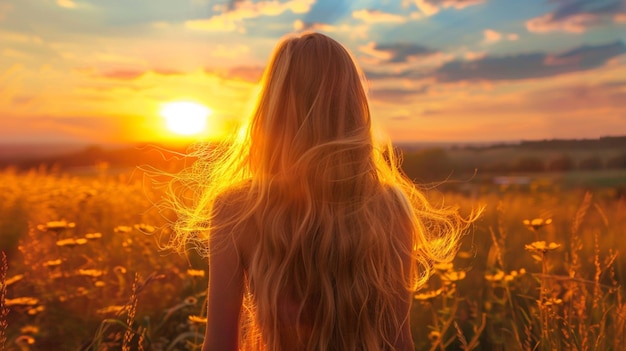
(526, 1), (626, 33)
(482, 29), (518, 44)
(0, 3), (12, 20)
(186, 0), (315, 32)
(56, 0), (77, 9)
(352, 9), (406, 23)
(99, 68), (186, 81)
(102, 70), (146, 81)
(482, 29), (501, 44)
(412, 0), (484, 16)
(527, 13), (597, 33)
(435, 41), (626, 82)
(204, 65), (264, 83)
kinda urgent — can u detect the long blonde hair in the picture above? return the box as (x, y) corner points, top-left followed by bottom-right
(167, 32), (474, 350)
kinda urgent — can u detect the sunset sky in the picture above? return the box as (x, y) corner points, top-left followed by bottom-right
(1, 0), (625, 144)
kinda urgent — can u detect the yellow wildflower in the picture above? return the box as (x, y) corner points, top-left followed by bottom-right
(428, 331), (441, 342)
(187, 269), (206, 278)
(43, 259), (62, 268)
(56, 238), (88, 248)
(188, 315), (208, 324)
(525, 241), (561, 254)
(5, 297), (39, 307)
(20, 325), (40, 334)
(15, 335), (35, 346)
(441, 270), (466, 282)
(414, 288), (443, 301)
(433, 262), (454, 272)
(27, 305), (45, 315)
(4, 274), (24, 287)
(37, 220), (76, 232)
(484, 269), (505, 282)
(538, 297), (563, 306)
(522, 218), (552, 231)
(85, 232), (102, 240)
(76, 269), (104, 278)
(114, 226), (132, 234)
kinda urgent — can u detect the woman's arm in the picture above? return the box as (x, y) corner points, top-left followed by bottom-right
(202, 199), (245, 351)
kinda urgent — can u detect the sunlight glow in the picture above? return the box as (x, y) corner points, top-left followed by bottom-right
(160, 101), (212, 136)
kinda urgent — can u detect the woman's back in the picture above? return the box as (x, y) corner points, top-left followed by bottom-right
(217, 181), (415, 351)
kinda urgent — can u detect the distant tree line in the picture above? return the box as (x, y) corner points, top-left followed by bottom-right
(400, 148), (626, 182)
(461, 136), (626, 152)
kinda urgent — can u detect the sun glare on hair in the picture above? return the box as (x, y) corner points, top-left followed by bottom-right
(160, 101), (212, 136)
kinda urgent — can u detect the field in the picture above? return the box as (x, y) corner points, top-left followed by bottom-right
(0, 165), (625, 350)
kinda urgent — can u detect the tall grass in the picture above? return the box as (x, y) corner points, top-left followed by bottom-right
(0, 168), (624, 350)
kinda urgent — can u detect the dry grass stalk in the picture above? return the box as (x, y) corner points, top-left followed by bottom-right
(569, 192), (592, 278)
(592, 232), (602, 310)
(137, 326), (146, 351)
(488, 227), (504, 270)
(495, 201), (507, 261)
(0, 252), (8, 351)
(122, 273), (140, 351)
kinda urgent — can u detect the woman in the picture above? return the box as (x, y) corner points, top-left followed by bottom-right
(168, 32), (475, 351)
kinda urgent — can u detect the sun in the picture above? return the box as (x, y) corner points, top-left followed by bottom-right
(160, 101), (212, 136)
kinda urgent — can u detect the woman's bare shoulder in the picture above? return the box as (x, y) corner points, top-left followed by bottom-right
(213, 181), (253, 214)
(212, 181), (257, 265)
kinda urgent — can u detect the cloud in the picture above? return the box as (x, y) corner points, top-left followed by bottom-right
(0, 115), (126, 143)
(363, 69), (421, 80)
(186, 0), (315, 32)
(11, 95), (35, 106)
(360, 42), (438, 63)
(204, 65), (264, 83)
(209, 44), (251, 59)
(352, 9), (407, 23)
(152, 68), (185, 76)
(412, 0), (485, 16)
(526, 0), (626, 33)
(101, 70), (146, 81)
(435, 40), (626, 82)
(100, 68), (186, 81)
(294, 20), (370, 40)
(370, 86), (429, 103)
(56, 0), (77, 9)
(0, 3), (13, 20)
(0, 30), (43, 45)
(525, 81), (626, 114)
(482, 29), (518, 44)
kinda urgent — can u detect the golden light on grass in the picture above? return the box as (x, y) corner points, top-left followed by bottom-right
(525, 241), (561, 254)
(56, 238), (88, 248)
(414, 288), (444, 301)
(5, 297), (39, 307)
(4, 274), (24, 287)
(96, 305), (125, 315)
(523, 218), (553, 231)
(76, 269), (104, 278)
(37, 220), (76, 233)
(188, 315), (208, 324)
(85, 232), (102, 240)
(160, 101), (212, 136)
(186, 269), (205, 278)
